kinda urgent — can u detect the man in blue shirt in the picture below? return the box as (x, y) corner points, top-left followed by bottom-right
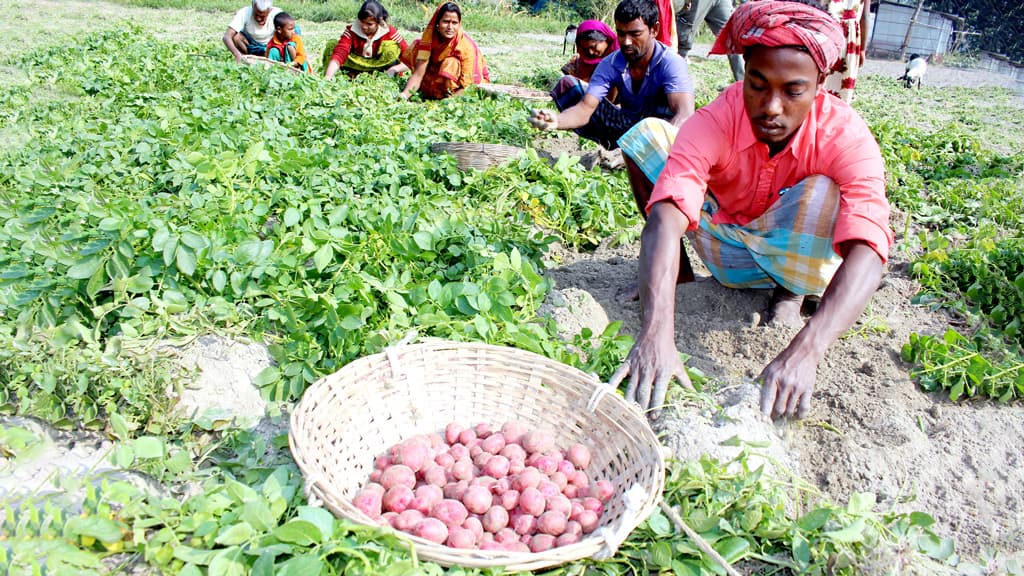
(529, 0), (694, 216)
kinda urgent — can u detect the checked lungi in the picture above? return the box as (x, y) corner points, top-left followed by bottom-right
(619, 118), (843, 296)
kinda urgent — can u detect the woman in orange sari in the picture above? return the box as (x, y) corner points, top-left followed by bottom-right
(398, 1), (489, 100)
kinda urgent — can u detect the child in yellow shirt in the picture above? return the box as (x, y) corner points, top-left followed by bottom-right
(266, 12), (310, 73)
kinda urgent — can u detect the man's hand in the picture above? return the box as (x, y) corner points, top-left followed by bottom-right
(609, 330), (693, 417)
(528, 109), (558, 131)
(758, 340), (818, 419)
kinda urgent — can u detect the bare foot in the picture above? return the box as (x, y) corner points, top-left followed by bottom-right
(762, 287), (805, 327)
(615, 281), (640, 303)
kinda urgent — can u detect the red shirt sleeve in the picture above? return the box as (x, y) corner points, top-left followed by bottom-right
(647, 98), (734, 230)
(388, 26), (409, 53)
(331, 28), (355, 66)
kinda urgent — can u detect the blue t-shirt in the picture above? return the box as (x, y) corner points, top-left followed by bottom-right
(586, 41), (693, 121)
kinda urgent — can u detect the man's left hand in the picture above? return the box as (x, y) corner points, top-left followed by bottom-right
(758, 347), (818, 419)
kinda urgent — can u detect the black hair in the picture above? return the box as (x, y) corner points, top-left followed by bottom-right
(358, 0), (389, 22)
(613, 0), (659, 28)
(578, 29), (612, 44)
(435, 2), (462, 23)
(273, 11), (294, 29)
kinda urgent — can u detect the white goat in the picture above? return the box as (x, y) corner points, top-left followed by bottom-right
(899, 54), (927, 89)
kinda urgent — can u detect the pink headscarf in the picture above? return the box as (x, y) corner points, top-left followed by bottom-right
(709, 0), (845, 73)
(575, 20), (619, 65)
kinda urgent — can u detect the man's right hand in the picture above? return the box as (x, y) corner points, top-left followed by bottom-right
(608, 329), (693, 418)
(528, 109), (558, 131)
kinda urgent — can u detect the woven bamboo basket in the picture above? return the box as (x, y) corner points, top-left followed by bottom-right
(289, 340), (665, 571)
(476, 83), (551, 102)
(239, 54), (306, 76)
(430, 142), (526, 172)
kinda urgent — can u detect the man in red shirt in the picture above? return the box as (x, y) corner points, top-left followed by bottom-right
(610, 1), (893, 420)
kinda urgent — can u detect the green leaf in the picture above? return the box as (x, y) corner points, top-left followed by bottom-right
(64, 516), (124, 544)
(313, 243), (334, 273)
(650, 540), (673, 567)
(273, 519), (321, 546)
(176, 244), (197, 276)
(412, 231), (434, 251)
(174, 545), (219, 566)
(713, 536), (750, 564)
(917, 532), (955, 560)
(109, 412), (130, 441)
(284, 207), (301, 227)
(208, 546), (247, 576)
(823, 518), (866, 543)
(647, 509), (672, 537)
(165, 449), (192, 474)
(133, 436), (165, 459)
(297, 506), (336, 543)
(253, 366), (280, 388)
(847, 492), (876, 515)
(276, 554), (324, 576)
(215, 522), (255, 546)
(68, 255), (104, 279)
(797, 507), (831, 531)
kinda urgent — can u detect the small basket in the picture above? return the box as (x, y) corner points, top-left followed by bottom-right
(430, 142), (526, 171)
(289, 340), (665, 571)
(476, 83), (551, 102)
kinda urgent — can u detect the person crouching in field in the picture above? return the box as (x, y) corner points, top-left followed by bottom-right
(266, 12), (311, 72)
(399, 1), (489, 100)
(559, 20), (619, 85)
(610, 0), (893, 420)
(223, 0), (279, 62)
(324, 0), (409, 79)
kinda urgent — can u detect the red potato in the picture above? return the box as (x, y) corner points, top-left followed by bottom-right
(531, 455), (558, 476)
(473, 451), (493, 469)
(491, 478), (510, 495)
(469, 444), (484, 458)
(445, 423), (464, 445)
(473, 422), (493, 439)
(392, 436), (432, 472)
(446, 526), (477, 549)
(470, 476), (497, 490)
(499, 489), (519, 511)
(582, 497), (603, 515)
(549, 471), (568, 491)
(499, 443), (526, 462)
(383, 486), (415, 513)
(546, 494), (572, 517)
(414, 518), (449, 544)
(353, 488), (383, 518)
(434, 451), (455, 469)
(512, 541), (531, 553)
(463, 516), (484, 541)
(556, 532), (580, 547)
(380, 465), (416, 490)
(482, 505), (509, 533)
(577, 510), (599, 534)
(421, 464), (448, 487)
(512, 513), (537, 535)
(448, 444), (469, 461)
(529, 533), (556, 553)
(458, 428), (477, 445)
(564, 520), (583, 538)
(431, 499), (469, 526)
(508, 458), (526, 475)
(462, 485), (493, 515)
(374, 454), (392, 470)
(571, 469), (590, 488)
(511, 467), (542, 492)
(443, 480), (469, 501)
(410, 484), (444, 514)
(518, 487), (545, 516)
(451, 458), (474, 481)
(537, 480), (560, 499)
(495, 527), (519, 544)
(566, 443), (591, 470)
(500, 421), (529, 445)
(521, 430), (554, 455)
(591, 480), (614, 503)
(369, 469), (382, 483)
(429, 433), (445, 450)
(480, 432), (505, 455)
(570, 501), (585, 521)
(557, 458), (576, 477)
(563, 484), (579, 499)
(537, 511), (568, 536)
(480, 540), (503, 551)
(394, 509), (424, 531)
(482, 455), (510, 478)
(382, 511), (399, 527)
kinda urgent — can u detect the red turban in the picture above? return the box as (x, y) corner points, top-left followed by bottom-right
(709, 1), (845, 73)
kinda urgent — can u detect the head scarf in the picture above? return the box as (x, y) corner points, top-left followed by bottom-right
(414, 1), (488, 84)
(575, 20), (619, 65)
(709, 0), (845, 73)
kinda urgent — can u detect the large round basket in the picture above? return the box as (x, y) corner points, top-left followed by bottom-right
(476, 83), (551, 102)
(289, 340), (665, 571)
(430, 142), (526, 172)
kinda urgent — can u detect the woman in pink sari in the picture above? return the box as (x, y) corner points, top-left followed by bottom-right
(398, 1), (489, 100)
(560, 19), (619, 83)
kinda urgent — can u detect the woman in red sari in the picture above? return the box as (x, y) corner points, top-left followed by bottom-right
(398, 1), (489, 100)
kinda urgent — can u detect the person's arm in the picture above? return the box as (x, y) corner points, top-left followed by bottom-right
(666, 91), (695, 127)
(758, 242), (883, 419)
(607, 201), (694, 416)
(528, 93), (601, 131)
(325, 33), (353, 80)
(287, 39), (300, 66)
(400, 59), (428, 99)
(859, 0), (871, 65)
(223, 28), (244, 62)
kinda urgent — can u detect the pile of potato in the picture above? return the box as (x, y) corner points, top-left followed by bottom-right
(352, 421), (614, 552)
